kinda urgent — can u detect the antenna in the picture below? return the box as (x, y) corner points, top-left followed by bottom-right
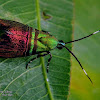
(66, 30), (100, 44)
(63, 45), (93, 84)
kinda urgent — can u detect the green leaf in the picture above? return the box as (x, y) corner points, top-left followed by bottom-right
(69, 0), (100, 100)
(0, 0), (73, 100)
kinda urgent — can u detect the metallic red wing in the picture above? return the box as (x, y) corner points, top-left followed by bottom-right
(0, 19), (32, 58)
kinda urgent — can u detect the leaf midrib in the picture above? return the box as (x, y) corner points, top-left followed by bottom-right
(36, 0), (53, 100)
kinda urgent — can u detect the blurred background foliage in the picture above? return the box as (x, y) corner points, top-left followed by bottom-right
(69, 0), (100, 100)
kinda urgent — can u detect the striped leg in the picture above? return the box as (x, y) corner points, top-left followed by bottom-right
(26, 52), (49, 69)
(47, 52), (52, 73)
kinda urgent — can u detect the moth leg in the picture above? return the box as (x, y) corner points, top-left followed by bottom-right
(26, 52), (49, 69)
(47, 52), (52, 73)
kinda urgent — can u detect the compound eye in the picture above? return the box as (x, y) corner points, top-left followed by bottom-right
(57, 44), (63, 49)
(59, 40), (64, 43)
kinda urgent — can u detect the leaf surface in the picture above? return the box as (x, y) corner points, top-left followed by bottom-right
(0, 0), (73, 100)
